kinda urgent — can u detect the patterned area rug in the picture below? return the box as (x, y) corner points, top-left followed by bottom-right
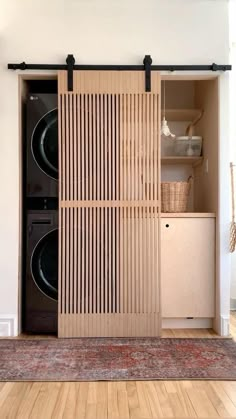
(1, 338), (236, 381)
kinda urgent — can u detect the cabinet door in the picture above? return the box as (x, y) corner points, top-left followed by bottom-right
(161, 218), (215, 318)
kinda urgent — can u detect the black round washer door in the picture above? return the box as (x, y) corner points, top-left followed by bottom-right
(31, 229), (58, 301)
(32, 109), (58, 180)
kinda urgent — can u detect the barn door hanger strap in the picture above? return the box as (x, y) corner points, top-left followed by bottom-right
(8, 54), (232, 92)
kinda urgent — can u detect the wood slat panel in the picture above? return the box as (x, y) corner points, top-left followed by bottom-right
(58, 71), (160, 337)
(59, 314), (160, 337)
(58, 71), (160, 94)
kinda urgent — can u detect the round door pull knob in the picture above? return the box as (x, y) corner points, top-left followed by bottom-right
(165, 224), (169, 228)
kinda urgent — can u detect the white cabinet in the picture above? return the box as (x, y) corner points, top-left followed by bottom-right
(161, 217), (215, 318)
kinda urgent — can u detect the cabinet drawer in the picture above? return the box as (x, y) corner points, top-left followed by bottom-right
(161, 218), (215, 318)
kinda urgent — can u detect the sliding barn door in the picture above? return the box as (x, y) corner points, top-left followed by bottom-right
(58, 71), (161, 337)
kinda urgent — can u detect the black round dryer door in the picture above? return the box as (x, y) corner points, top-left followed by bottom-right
(31, 229), (58, 301)
(32, 109), (58, 180)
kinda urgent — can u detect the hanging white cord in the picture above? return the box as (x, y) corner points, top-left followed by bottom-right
(163, 80), (166, 119)
(161, 80), (175, 138)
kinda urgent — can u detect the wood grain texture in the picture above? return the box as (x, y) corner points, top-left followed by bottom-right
(58, 71), (161, 337)
(161, 217), (215, 318)
(2, 376), (236, 418)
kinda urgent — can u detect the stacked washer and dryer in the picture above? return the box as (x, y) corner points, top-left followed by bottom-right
(24, 94), (58, 333)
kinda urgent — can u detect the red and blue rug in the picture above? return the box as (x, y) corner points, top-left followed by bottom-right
(0, 338), (236, 381)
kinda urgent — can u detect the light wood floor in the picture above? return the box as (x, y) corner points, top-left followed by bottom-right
(0, 315), (236, 419)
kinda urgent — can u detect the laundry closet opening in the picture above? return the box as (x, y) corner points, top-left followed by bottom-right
(19, 76), (59, 335)
(19, 72), (220, 337)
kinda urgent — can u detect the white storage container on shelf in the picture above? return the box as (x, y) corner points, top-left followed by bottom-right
(161, 137), (176, 156)
(174, 136), (202, 157)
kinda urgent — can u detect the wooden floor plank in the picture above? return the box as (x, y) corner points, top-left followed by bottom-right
(126, 381), (142, 418)
(154, 382), (175, 418)
(194, 380), (231, 417)
(176, 382), (197, 418)
(51, 382), (71, 419)
(135, 381), (152, 418)
(0, 382), (30, 419)
(142, 381), (163, 418)
(186, 381), (219, 418)
(86, 382), (97, 419)
(16, 383), (42, 419)
(74, 382), (89, 419)
(209, 381), (236, 418)
(219, 381), (236, 407)
(30, 382), (62, 419)
(117, 382), (130, 419)
(0, 383), (15, 409)
(62, 382), (79, 419)
(96, 382), (108, 419)
(108, 382), (120, 419)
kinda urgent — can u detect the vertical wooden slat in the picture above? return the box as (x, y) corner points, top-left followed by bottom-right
(104, 95), (108, 201)
(142, 94), (145, 201)
(119, 96), (124, 314)
(150, 95), (153, 202)
(108, 207), (112, 313)
(131, 95), (135, 313)
(96, 207), (100, 314)
(97, 97), (101, 313)
(81, 207), (85, 314)
(101, 95), (104, 201)
(112, 95), (116, 312)
(127, 94), (130, 201)
(124, 207), (127, 313)
(70, 208), (73, 334)
(142, 96), (146, 313)
(85, 94), (89, 201)
(69, 94), (73, 201)
(65, 95), (70, 318)
(73, 95), (77, 315)
(116, 96), (120, 313)
(146, 94), (150, 202)
(81, 95), (85, 201)
(69, 95), (73, 318)
(89, 94), (92, 200)
(65, 94), (69, 201)
(101, 207), (104, 314)
(149, 96), (153, 314)
(107, 95), (112, 313)
(104, 94), (108, 314)
(77, 208), (81, 314)
(85, 207), (89, 314)
(60, 95), (64, 318)
(104, 206), (108, 313)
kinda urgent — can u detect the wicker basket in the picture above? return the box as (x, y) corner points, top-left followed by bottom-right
(161, 177), (192, 213)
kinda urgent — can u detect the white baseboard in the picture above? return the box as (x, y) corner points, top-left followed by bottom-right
(0, 316), (18, 337)
(162, 318), (213, 329)
(220, 314), (230, 337)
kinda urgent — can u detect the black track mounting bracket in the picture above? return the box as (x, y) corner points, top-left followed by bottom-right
(143, 55), (152, 92)
(66, 54), (75, 91)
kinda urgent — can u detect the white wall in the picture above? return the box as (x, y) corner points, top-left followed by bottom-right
(0, 0), (230, 335)
(229, 0), (236, 309)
